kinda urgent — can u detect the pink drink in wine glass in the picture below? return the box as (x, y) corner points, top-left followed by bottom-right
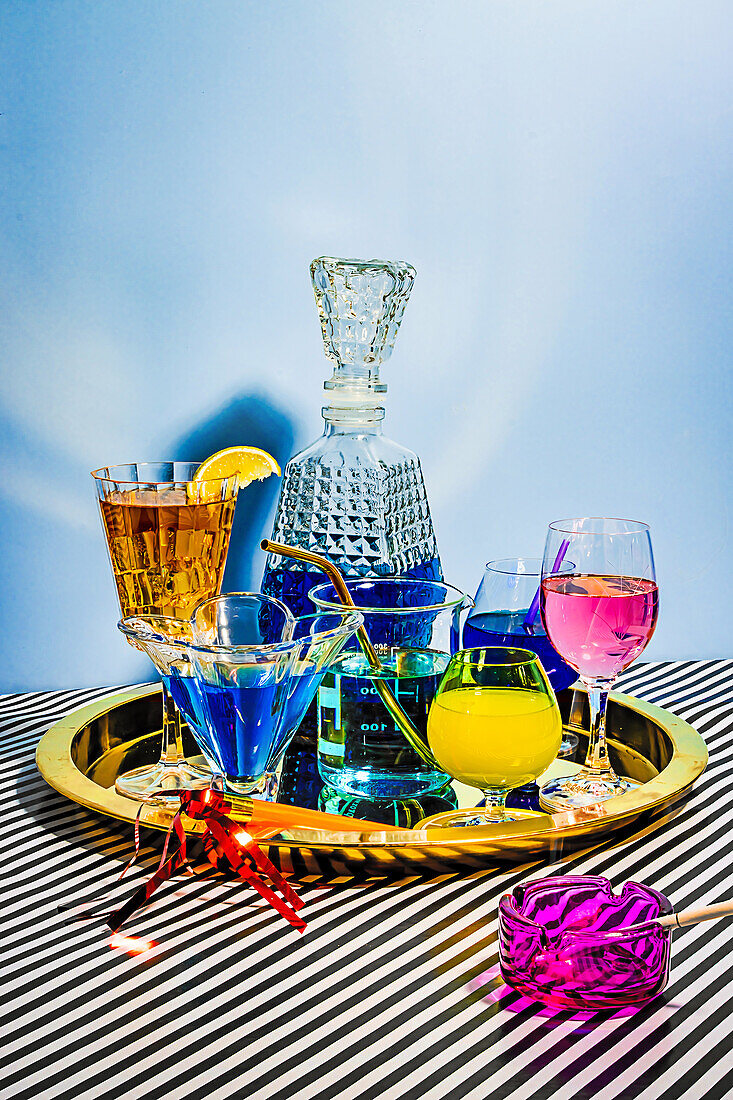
(541, 574), (659, 682)
(539, 518), (658, 811)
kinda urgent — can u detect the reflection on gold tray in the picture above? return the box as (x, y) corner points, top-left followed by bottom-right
(36, 685), (707, 875)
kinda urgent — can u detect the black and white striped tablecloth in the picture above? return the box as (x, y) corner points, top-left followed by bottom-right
(2, 661), (733, 1100)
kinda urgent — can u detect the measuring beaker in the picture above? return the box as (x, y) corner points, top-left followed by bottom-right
(310, 578), (469, 799)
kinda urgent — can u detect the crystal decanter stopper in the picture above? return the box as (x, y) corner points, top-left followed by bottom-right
(310, 256), (416, 401)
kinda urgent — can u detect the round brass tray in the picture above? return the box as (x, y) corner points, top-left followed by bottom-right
(36, 684), (707, 875)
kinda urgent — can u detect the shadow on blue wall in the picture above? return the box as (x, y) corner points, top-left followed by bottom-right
(169, 392), (295, 592)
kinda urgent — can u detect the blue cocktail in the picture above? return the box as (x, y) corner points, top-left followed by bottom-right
(466, 559), (576, 694)
(189, 596), (362, 796)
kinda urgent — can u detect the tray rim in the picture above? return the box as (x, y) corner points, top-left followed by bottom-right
(35, 683), (708, 854)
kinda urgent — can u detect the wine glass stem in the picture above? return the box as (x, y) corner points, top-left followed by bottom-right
(160, 681), (185, 768)
(482, 787), (508, 813)
(583, 680), (614, 777)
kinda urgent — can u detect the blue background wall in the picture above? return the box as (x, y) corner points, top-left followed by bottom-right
(1, 1), (731, 691)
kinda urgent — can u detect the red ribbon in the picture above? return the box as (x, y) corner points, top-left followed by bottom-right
(106, 789), (306, 935)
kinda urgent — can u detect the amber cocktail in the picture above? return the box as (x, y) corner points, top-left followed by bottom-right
(92, 462), (238, 801)
(98, 486), (236, 619)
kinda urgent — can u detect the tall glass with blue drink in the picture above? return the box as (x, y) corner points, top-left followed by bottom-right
(464, 559), (577, 693)
(310, 579), (469, 800)
(464, 557), (579, 780)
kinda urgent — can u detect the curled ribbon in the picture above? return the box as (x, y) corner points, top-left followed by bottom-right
(106, 789), (306, 935)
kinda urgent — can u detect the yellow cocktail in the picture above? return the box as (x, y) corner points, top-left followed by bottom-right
(428, 687), (561, 790)
(421, 647), (562, 827)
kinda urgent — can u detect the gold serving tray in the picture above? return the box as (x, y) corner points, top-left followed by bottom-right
(36, 685), (708, 875)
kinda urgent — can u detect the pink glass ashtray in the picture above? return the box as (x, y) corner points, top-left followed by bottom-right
(498, 875), (673, 1010)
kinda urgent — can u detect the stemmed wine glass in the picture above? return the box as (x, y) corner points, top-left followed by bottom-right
(421, 646), (562, 827)
(92, 461), (238, 800)
(539, 518), (659, 811)
(465, 558), (577, 693)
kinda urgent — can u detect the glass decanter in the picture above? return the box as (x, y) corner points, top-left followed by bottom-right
(262, 256), (443, 618)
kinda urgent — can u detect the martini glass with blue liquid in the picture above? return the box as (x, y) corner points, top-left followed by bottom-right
(119, 593), (294, 797)
(121, 598), (361, 800)
(189, 594), (362, 798)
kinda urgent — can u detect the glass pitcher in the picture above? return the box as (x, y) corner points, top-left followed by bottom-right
(310, 578), (469, 799)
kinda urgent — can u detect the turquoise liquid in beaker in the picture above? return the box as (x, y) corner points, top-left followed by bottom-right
(317, 648), (451, 799)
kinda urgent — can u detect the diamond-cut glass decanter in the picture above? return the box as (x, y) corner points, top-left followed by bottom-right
(262, 256), (442, 616)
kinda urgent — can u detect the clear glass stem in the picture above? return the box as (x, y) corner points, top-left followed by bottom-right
(482, 786), (509, 813)
(160, 681), (186, 768)
(583, 679), (615, 777)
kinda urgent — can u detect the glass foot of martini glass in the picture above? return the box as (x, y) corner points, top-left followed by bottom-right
(219, 772), (279, 800)
(115, 758), (211, 802)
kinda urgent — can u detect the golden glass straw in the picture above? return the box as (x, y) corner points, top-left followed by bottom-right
(260, 539), (440, 767)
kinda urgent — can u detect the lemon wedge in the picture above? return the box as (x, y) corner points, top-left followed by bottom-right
(189, 446), (281, 502)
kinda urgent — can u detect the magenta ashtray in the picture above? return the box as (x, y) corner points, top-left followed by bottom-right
(498, 875), (673, 1010)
